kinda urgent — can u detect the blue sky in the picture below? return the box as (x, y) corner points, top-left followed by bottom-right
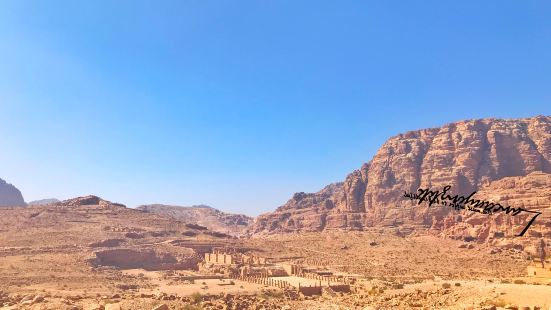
(0, 1), (550, 215)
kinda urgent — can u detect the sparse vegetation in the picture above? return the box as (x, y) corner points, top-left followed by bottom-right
(492, 298), (508, 307)
(261, 290), (284, 299)
(513, 279), (526, 284)
(191, 292), (203, 304)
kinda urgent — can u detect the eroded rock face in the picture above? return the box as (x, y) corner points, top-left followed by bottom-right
(0, 178), (26, 207)
(438, 171), (551, 242)
(251, 116), (551, 238)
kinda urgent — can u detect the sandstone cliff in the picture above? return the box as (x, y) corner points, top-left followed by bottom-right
(251, 116), (551, 241)
(0, 178), (26, 207)
(137, 204), (253, 236)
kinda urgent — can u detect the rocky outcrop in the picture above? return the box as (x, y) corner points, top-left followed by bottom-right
(251, 116), (551, 240)
(438, 171), (551, 242)
(137, 204), (253, 236)
(0, 178), (26, 207)
(88, 238), (125, 248)
(60, 195), (126, 208)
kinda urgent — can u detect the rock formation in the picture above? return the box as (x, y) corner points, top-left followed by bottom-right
(60, 195), (126, 208)
(137, 204), (253, 236)
(251, 116), (551, 240)
(439, 171), (551, 242)
(0, 178), (26, 206)
(0, 194), (231, 273)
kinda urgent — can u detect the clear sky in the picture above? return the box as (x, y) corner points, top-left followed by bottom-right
(0, 1), (550, 215)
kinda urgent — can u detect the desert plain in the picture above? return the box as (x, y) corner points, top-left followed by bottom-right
(0, 195), (549, 310)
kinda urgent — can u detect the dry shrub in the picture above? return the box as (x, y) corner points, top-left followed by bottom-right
(513, 279), (526, 284)
(492, 298), (507, 307)
(190, 292), (203, 304)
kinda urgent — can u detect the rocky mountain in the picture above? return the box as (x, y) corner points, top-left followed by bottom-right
(137, 204), (253, 236)
(60, 195), (125, 208)
(0, 178), (26, 207)
(28, 198), (61, 206)
(251, 116), (551, 242)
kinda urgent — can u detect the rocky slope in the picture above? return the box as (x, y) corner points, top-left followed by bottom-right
(0, 195), (232, 273)
(60, 195), (126, 207)
(137, 204), (253, 236)
(0, 178), (26, 206)
(251, 116), (551, 241)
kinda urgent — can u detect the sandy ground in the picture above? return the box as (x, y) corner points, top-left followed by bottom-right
(122, 269), (266, 295)
(1, 204), (550, 309)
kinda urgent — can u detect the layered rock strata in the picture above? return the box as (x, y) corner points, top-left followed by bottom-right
(251, 116), (551, 241)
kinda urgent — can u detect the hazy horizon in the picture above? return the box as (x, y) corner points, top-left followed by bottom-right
(1, 1), (550, 216)
(3, 114), (549, 216)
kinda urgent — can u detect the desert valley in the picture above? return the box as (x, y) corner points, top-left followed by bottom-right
(1, 116), (550, 310)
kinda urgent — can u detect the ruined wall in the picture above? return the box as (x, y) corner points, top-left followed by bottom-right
(205, 253), (234, 265)
(527, 266), (551, 278)
(329, 284), (351, 293)
(298, 286), (322, 296)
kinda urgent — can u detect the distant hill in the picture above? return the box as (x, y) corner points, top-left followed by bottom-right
(0, 178), (26, 207)
(28, 198), (60, 206)
(0, 194), (232, 272)
(137, 204), (253, 236)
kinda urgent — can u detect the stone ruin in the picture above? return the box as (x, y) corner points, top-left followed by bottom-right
(204, 250), (268, 266)
(199, 249), (356, 297)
